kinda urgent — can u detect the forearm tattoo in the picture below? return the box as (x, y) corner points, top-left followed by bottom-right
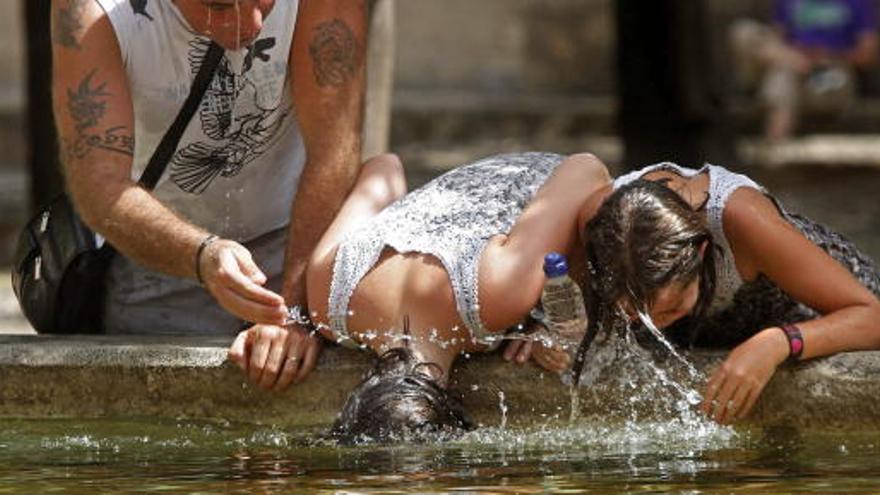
(53, 0), (89, 49)
(308, 19), (359, 88)
(63, 70), (134, 162)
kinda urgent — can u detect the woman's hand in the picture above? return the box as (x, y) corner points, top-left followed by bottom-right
(199, 238), (288, 325)
(503, 321), (572, 373)
(228, 323), (322, 391)
(531, 334), (572, 373)
(701, 327), (789, 424)
(503, 338), (533, 365)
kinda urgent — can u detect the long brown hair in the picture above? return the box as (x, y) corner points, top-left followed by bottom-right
(572, 179), (718, 384)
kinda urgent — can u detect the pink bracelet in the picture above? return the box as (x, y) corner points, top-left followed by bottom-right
(780, 324), (804, 363)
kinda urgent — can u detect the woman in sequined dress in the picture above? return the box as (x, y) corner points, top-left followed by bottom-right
(303, 151), (611, 441)
(575, 162), (880, 425)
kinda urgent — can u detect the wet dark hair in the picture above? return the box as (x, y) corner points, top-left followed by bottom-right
(573, 179), (718, 382)
(329, 348), (474, 444)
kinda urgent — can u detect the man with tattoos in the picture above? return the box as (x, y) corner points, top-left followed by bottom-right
(51, 0), (367, 391)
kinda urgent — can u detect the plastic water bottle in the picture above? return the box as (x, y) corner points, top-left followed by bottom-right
(540, 252), (588, 350)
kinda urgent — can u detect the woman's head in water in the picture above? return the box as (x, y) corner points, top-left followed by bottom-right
(329, 348), (473, 444)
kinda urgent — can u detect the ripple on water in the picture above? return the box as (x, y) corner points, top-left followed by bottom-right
(3, 417), (880, 493)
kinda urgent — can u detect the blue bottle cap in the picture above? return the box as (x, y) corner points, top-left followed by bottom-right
(543, 252), (569, 277)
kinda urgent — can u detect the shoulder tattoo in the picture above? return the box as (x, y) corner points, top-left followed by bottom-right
(53, 0), (90, 50)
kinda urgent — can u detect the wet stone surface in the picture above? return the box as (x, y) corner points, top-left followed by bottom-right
(1, 335), (879, 429)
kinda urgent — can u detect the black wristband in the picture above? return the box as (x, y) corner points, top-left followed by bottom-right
(195, 234), (219, 286)
(780, 324), (804, 363)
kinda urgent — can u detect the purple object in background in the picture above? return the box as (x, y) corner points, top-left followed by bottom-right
(774, 0), (877, 52)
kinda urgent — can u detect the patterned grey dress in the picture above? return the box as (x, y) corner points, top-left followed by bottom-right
(614, 163), (880, 347)
(327, 152), (567, 348)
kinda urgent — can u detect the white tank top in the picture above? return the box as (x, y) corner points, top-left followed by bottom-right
(96, 0), (305, 242)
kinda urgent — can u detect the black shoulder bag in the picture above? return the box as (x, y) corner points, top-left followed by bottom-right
(11, 42), (224, 334)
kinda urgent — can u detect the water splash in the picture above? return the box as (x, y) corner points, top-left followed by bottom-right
(498, 391), (508, 430)
(457, 418), (737, 461)
(633, 311), (704, 406)
(636, 310), (704, 382)
(568, 381), (581, 424)
(564, 307), (720, 438)
(299, 298), (711, 438)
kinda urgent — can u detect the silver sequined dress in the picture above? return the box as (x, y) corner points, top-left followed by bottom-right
(327, 152), (566, 347)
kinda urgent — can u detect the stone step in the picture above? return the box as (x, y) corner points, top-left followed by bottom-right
(392, 90), (880, 139)
(397, 135), (880, 174)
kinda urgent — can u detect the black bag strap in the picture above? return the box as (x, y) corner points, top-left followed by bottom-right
(137, 42), (225, 190)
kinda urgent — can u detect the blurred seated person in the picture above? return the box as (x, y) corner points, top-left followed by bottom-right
(731, 0), (879, 141)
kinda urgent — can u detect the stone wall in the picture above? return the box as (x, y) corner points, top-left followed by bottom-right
(0, 1), (27, 267)
(0, 2), (24, 112)
(395, 0), (615, 94)
(394, 0), (880, 96)
(0, 0), (25, 170)
(2, 0), (880, 169)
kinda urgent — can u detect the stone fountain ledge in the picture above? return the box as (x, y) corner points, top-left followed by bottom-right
(1, 335), (879, 429)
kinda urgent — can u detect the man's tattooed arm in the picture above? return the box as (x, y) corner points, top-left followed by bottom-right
(53, 0), (90, 50)
(62, 69), (134, 163)
(49, 0), (219, 282)
(308, 19), (360, 88)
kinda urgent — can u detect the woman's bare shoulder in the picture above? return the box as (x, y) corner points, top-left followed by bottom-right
(722, 187), (785, 233)
(564, 153), (612, 181)
(722, 187), (796, 280)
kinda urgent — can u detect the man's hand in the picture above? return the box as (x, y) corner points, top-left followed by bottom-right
(700, 327), (789, 424)
(228, 323), (322, 391)
(199, 239), (288, 326)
